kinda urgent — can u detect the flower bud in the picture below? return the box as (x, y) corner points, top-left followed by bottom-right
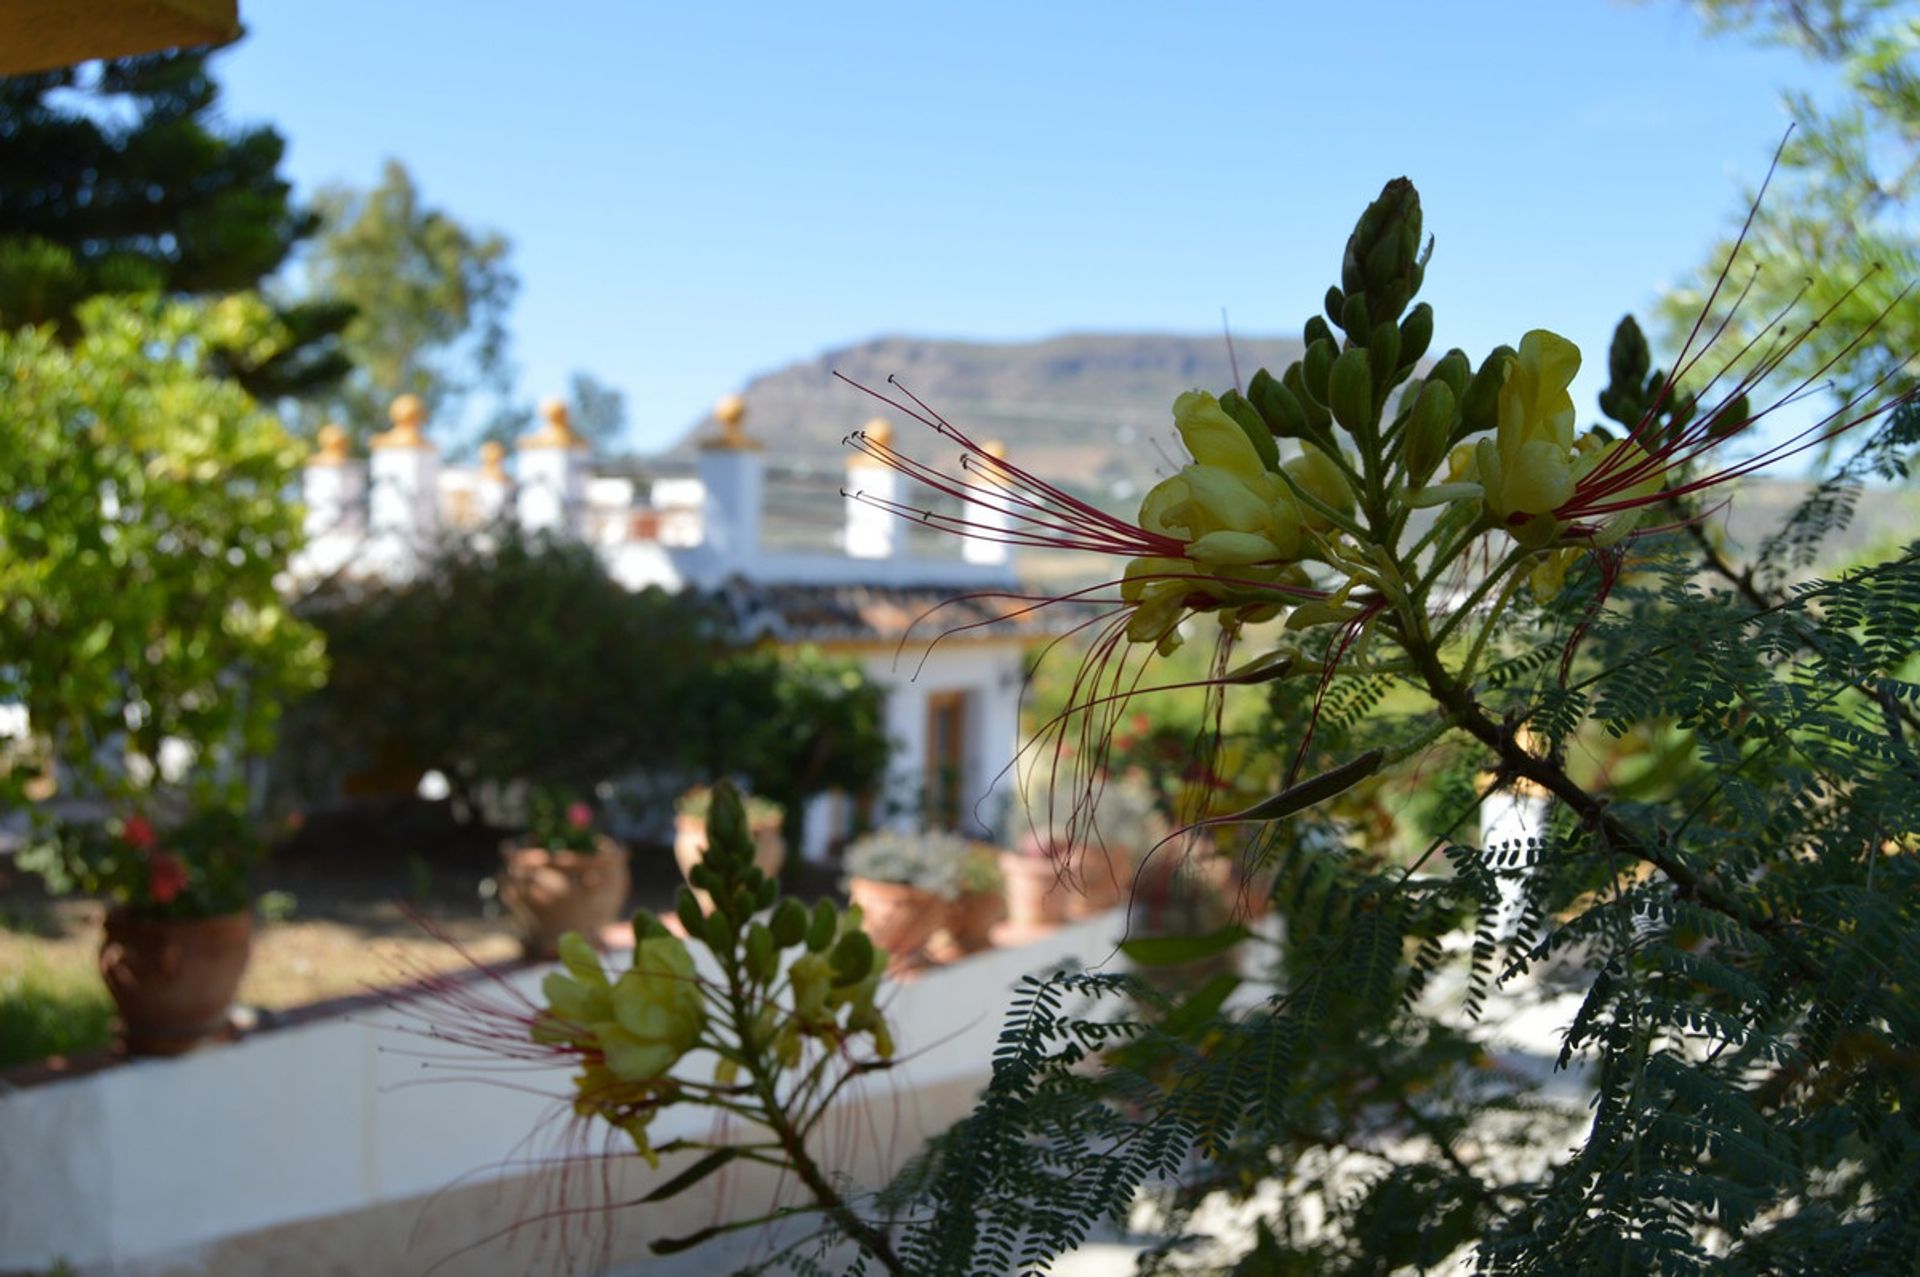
(703, 908), (733, 953)
(1459, 346), (1516, 436)
(1303, 339), (1337, 405)
(633, 911), (671, 942)
(706, 781), (750, 867)
(1328, 346), (1374, 436)
(771, 897), (808, 947)
(1283, 363), (1333, 433)
(806, 899), (837, 952)
(676, 886), (706, 935)
(830, 929), (877, 986)
(1403, 380), (1456, 485)
(1368, 322), (1401, 392)
(1398, 302), (1433, 371)
(745, 922), (776, 984)
(1429, 348), (1471, 400)
(754, 875), (778, 911)
(1323, 285), (1345, 329)
(1248, 368), (1308, 439)
(1340, 293), (1371, 342)
(1218, 389), (1279, 471)
(1303, 315), (1335, 350)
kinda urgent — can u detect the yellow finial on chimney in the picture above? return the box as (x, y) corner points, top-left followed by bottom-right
(522, 395), (586, 450)
(312, 422), (351, 464)
(703, 393), (761, 451)
(372, 395), (431, 450)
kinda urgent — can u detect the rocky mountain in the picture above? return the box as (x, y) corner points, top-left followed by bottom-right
(665, 331), (1307, 501)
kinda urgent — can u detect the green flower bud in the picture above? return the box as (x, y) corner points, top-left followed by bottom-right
(1303, 315), (1335, 350)
(1430, 348), (1471, 400)
(830, 929), (877, 985)
(1459, 345), (1516, 437)
(1398, 302), (1433, 371)
(633, 911), (671, 942)
(1248, 368), (1307, 439)
(806, 899), (838, 952)
(1340, 292), (1370, 342)
(771, 897), (808, 947)
(706, 781), (750, 868)
(1218, 389), (1279, 471)
(1283, 363), (1333, 433)
(688, 862), (714, 892)
(1303, 339), (1336, 406)
(745, 922), (776, 984)
(1324, 285), (1345, 329)
(1403, 379), (1456, 484)
(1368, 321), (1402, 392)
(1328, 346), (1374, 437)
(675, 886), (706, 936)
(754, 875), (778, 911)
(703, 909), (733, 954)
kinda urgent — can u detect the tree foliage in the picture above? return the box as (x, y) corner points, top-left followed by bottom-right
(296, 159), (518, 447)
(0, 50), (353, 402)
(1664, 0), (1919, 407)
(0, 294), (326, 806)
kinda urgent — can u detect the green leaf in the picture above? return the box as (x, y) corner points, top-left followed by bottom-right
(638, 1146), (740, 1204)
(1161, 971), (1242, 1038)
(1121, 924), (1250, 967)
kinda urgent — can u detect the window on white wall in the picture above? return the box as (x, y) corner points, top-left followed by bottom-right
(924, 689), (969, 831)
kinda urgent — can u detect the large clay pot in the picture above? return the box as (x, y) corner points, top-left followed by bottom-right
(845, 877), (945, 970)
(99, 909), (253, 1055)
(1063, 841), (1129, 920)
(929, 889), (1007, 962)
(674, 813), (784, 913)
(995, 849), (1073, 943)
(500, 837), (632, 960)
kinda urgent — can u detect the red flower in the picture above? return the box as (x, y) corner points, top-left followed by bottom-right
(147, 852), (188, 905)
(566, 802), (594, 831)
(122, 814), (156, 851)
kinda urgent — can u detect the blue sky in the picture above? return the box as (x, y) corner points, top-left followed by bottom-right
(219, 1), (1833, 455)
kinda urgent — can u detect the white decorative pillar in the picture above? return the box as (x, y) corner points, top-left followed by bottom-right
(475, 441), (511, 525)
(369, 395), (439, 575)
(697, 392), (763, 569)
(845, 416), (899, 561)
(302, 423), (365, 543)
(516, 397), (590, 537)
(962, 439), (1012, 566)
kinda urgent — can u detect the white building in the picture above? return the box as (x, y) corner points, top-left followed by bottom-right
(297, 393), (1050, 859)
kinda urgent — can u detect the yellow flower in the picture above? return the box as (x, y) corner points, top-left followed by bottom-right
(597, 935), (705, 1083)
(1152, 392), (1305, 570)
(1475, 329), (1581, 545)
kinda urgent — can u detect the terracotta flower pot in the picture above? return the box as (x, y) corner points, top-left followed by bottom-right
(674, 813), (785, 913)
(1063, 840), (1129, 920)
(500, 837), (632, 960)
(846, 877), (945, 970)
(99, 908), (253, 1056)
(995, 849), (1072, 942)
(929, 889), (1007, 962)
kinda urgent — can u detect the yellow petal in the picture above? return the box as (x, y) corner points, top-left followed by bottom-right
(1187, 529), (1282, 566)
(1173, 391), (1264, 482)
(1505, 439), (1576, 516)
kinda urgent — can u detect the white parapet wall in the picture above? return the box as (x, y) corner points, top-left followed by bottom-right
(0, 914), (1124, 1276)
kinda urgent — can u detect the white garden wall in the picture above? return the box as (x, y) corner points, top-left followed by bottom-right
(0, 914), (1122, 1276)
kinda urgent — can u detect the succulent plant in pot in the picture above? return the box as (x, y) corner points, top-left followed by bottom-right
(929, 843), (1007, 961)
(840, 828), (973, 969)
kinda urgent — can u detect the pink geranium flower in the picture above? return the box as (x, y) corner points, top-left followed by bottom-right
(566, 802), (594, 831)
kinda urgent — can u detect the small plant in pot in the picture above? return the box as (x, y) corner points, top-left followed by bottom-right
(500, 787), (631, 960)
(674, 786), (784, 912)
(840, 828), (971, 970)
(928, 843), (1006, 962)
(24, 795), (261, 1055)
(1002, 771), (1167, 937)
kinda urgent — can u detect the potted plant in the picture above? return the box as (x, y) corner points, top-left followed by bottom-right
(499, 788), (631, 960)
(840, 828), (970, 969)
(929, 843), (1007, 961)
(675, 786), (784, 912)
(24, 798), (262, 1055)
(1001, 772), (1167, 936)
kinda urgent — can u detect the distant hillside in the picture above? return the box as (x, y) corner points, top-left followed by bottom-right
(665, 331), (1307, 499)
(656, 331), (1914, 582)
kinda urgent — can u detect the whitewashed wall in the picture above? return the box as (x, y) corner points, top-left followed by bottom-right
(0, 915), (1120, 1276)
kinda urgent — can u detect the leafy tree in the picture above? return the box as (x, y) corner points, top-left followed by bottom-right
(1663, 0), (1919, 407)
(297, 159), (518, 447)
(569, 370), (629, 454)
(0, 50), (353, 401)
(0, 294), (326, 806)
(679, 646), (893, 857)
(287, 530), (729, 821)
